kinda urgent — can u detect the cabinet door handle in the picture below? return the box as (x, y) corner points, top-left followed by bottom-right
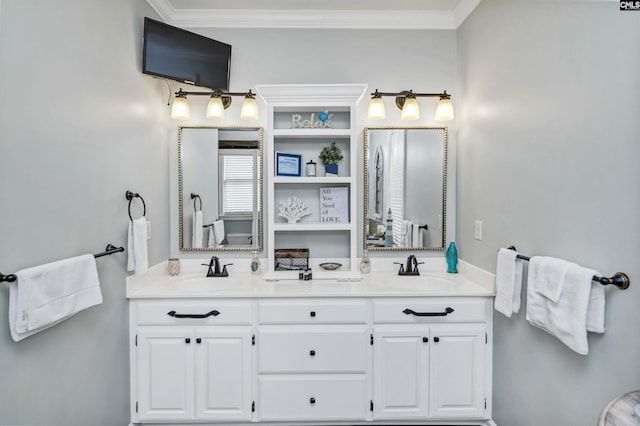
(309, 350), (316, 356)
(309, 397), (316, 404)
(422, 337), (429, 343)
(310, 311), (316, 317)
(167, 310), (220, 319)
(196, 338), (202, 344)
(402, 307), (454, 317)
(185, 338), (191, 344)
(434, 337), (440, 343)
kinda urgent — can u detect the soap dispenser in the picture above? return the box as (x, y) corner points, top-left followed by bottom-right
(360, 249), (371, 274)
(446, 242), (458, 273)
(250, 251), (261, 275)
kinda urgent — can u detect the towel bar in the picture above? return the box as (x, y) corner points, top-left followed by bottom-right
(126, 190), (146, 221)
(1, 244), (125, 284)
(507, 246), (630, 290)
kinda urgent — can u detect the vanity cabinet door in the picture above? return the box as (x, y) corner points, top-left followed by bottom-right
(137, 327), (196, 421)
(194, 326), (253, 421)
(429, 323), (486, 419)
(372, 325), (430, 419)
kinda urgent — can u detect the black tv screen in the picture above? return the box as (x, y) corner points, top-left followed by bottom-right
(143, 17), (231, 90)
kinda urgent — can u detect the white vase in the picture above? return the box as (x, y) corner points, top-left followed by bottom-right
(287, 218), (299, 224)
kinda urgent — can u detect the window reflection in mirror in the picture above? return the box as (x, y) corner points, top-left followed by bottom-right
(179, 126), (263, 252)
(364, 127), (447, 251)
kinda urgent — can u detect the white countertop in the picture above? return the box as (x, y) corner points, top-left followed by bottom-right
(127, 258), (495, 299)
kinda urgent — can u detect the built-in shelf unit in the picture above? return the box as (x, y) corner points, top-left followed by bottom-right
(256, 84), (367, 278)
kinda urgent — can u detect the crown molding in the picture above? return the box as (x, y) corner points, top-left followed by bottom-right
(146, 0), (482, 30)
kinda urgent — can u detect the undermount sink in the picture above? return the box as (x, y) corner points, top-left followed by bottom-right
(380, 274), (456, 291)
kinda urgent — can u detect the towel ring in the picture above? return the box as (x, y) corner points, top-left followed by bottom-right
(191, 193), (202, 212)
(126, 190), (146, 221)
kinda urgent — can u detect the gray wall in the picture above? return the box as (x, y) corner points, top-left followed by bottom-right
(0, 0), (170, 424)
(0, 4), (456, 424)
(457, 1), (640, 424)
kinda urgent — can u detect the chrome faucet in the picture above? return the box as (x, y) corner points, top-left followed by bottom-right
(206, 256), (233, 277)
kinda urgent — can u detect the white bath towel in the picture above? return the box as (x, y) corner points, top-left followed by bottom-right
(526, 258), (605, 355)
(532, 256), (572, 302)
(412, 224), (422, 248)
(127, 216), (149, 275)
(213, 220), (225, 247)
(494, 248), (524, 317)
(207, 226), (215, 248)
(400, 220), (412, 247)
(192, 210), (203, 248)
(9, 254), (102, 342)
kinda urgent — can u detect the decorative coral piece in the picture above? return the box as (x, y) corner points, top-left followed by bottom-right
(277, 197), (311, 224)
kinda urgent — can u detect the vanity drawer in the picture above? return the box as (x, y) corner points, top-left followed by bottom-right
(134, 300), (252, 325)
(258, 374), (368, 421)
(258, 299), (368, 324)
(258, 325), (369, 373)
(373, 298), (488, 323)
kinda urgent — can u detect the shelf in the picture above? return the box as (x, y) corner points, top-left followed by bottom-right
(274, 223), (352, 232)
(273, 129), (352, 138)
(273, 177), (352, 184)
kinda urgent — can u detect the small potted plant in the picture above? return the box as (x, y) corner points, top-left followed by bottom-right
(319, 142), (343, 176)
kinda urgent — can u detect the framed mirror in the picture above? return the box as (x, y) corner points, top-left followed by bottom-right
(364, 127), (447, 251)
(179, 126), (263, 252)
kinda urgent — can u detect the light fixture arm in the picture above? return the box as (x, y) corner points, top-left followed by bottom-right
(174, 88), (257, 109)
(368, 89), (454, 121)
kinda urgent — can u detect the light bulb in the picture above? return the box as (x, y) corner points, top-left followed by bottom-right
(206, 96), (225, 119)
(435, 98), (454, 121)
(171, 96), (190, 120)
(401, 97), (420, 120)
(240, 96), (259, 120)
(368, 97), (386, 120)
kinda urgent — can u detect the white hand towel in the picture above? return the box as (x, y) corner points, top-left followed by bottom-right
(127, 217), (149, 275)
(400, 220), (411, 247)
(207, 226), (215, 248)
(9, 254), (102, 342)
(494, 248), (524, 317)
(412, 224), (422, 248)
(213, 220), (225, 247)
(192, 210), (203, 248)
(526, 259), (604, 355)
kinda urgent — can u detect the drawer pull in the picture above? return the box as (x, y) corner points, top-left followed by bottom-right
(434, 336), (440, 343)
(403, 307), (454, 317)
(310, 311), (316, 317)
(196, 338), (202, 344)
(167, 310), (220, 319)
(309, 397), (316, 404)
(309, 350), (316, 356)
(422, 337), (429, 343)
(185, 338), (191, 344)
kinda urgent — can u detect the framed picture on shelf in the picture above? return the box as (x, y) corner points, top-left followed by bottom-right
(276, 152), (302, 176)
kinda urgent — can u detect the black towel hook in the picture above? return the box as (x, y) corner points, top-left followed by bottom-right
(191, 193), (202, 212)
(126, 191), (146, 221)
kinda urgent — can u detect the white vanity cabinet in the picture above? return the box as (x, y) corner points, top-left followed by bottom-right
(130, 300), (253, 423)
(128, 282), (494, 425)
(372, 298), (491, 421)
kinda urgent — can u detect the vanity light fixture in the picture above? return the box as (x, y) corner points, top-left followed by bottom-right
(367, 89), (454, 121)
(171, 88), (259, 121)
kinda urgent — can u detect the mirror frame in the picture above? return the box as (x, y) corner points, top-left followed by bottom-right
(178, 125), (264, 252)
(363, 126), (448, 252)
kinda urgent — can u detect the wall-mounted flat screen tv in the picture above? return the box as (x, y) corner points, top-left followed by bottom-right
(143, 17), (231, 90)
